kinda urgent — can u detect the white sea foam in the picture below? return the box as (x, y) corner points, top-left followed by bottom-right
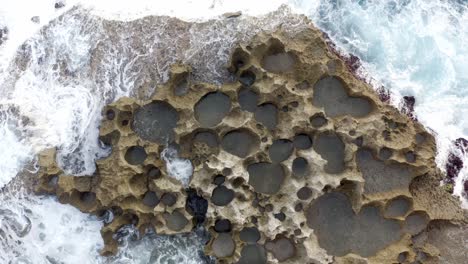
(161, 147), (194, 187)
(107, 225), (212, 264)
(0, 109), (33, 187)
(301, 0), (468, 206)
(0, 187), (104, 264)
(0, 186), (211, 264)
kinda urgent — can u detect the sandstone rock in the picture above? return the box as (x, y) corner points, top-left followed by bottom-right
(35, 16), (467, 263)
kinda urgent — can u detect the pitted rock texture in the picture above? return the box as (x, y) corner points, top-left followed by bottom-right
(36, 19), (467, 263)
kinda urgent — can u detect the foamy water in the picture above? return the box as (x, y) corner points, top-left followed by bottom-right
(162, 147), (194, 187)
(0, 187), (104, 263)
(0, 0), (467, 263)
(304, 0), (468, 206)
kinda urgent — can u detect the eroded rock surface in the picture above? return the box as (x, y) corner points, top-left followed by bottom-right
(36, 15), (467, 264)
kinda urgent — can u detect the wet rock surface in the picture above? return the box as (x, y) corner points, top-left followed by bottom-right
(36, 17), (467, 264)
(357, 149), (415, 194)
(312, 76), (373, 117)
(247, 163), (285, 194)
(221, 129), (259, 158)
(313, 132), (345, 174)
(132, 101), (179, 143)
(212, 233), (235, 258)
(306, 192), (402, 257)
(194, 92), (231, 127)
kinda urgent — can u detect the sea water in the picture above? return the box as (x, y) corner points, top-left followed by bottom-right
(0, 0), (467, 263)
(304, 0), (468, 206)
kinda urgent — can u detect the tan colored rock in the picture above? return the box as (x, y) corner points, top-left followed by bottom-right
(35, 16), (467, 264)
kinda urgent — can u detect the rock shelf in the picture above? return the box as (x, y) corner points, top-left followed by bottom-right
(36, 19), (467, 263)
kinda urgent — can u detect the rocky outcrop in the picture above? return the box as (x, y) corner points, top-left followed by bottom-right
(36, 18), (467, 263)
(0, 26), (7, 46)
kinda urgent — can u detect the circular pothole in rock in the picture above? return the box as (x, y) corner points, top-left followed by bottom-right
(239, 70), (256, 87)
(117, 111), (132, 128)
(306, 192), (402, 257)
(405, 151), (416, 163)
(247, 163), (285, 194)
(213, 175), (225, 185)
(294, 203), (303, 212)
(292, 157), (310, 178)
(354, 136), (364, 147)
(238, 87), (259, 112)
(265, 237), (296, 262)
(232, 177), (245, 188)
(293, 134), (312, 149)
(313, 132), (345, 174)
(146, 165), (161, 180)
(80, 191), (96, 204)
(214, 219), (231, 233)
(379, 147), (393, 160)
(238, 244), (267, 264)
(269, 139), (293, 163)
(130, 174), (147, 192)
(124, 146), (147, 165)
(193, 130), (219, 148)
(163, 211), (189, 231)
(212, 233), (235, 258)
(297, 186), (313, 200)
(230, 48), (249, 73)
(310, 113), (328, 128)
(415, 133), (426, 144)
(211, 186), (235, 206)
(194, 92), (231, 127)
(384, 196), (412, 218)
(132, 101), (179, 143)
(313, 76), (373, 117)
(254, 103), (278, 130)
(404, 211), (429, 235)
(296, 80), (310, 90)
(142, 191), (159, 208)
(289, 101), (299, 108)
(222, 168), (232, 176)
(221, 129), (259, 158)
(398, 252), (409, 263)
(239, 227), (260, 243)
(161, 193), (177, 206)
(105, 109), (115, 120)
(274, 212), (286, 221)
(357, 149), (414, 194)
(262, 52), (296, 73)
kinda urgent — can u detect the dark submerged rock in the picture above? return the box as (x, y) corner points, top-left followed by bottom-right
(186, 188), (208, 225)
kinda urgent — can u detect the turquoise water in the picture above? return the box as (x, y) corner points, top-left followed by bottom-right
(305, 0), (468, 204)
